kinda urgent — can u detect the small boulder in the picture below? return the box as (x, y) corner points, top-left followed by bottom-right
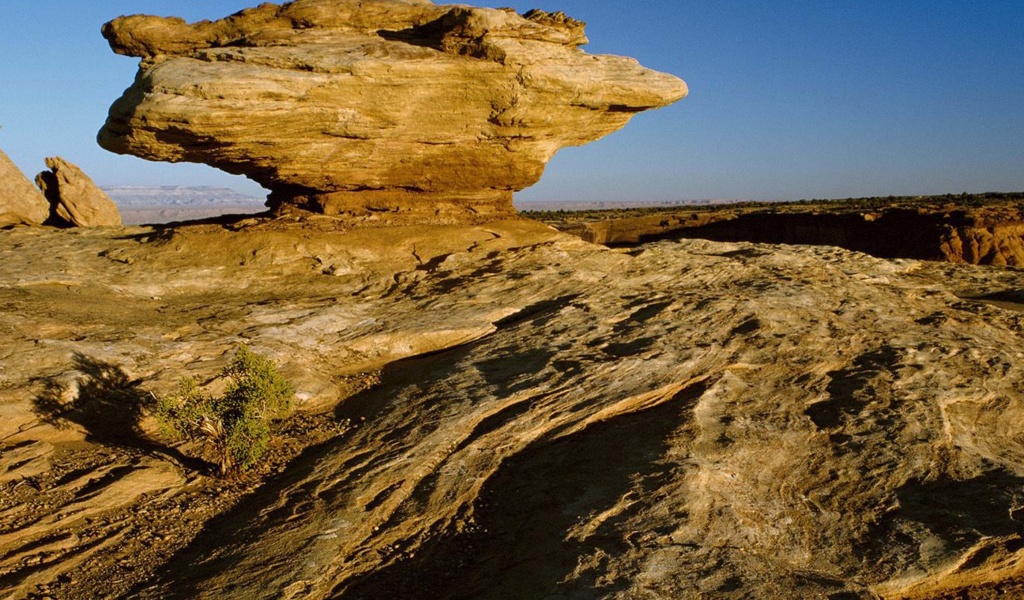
(36, 157), (122, 227)
(0, 148), (50, 227)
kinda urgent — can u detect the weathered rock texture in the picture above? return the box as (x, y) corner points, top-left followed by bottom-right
(98, 0), (687, 220)
(1, 217), (1024, 598)
(0, 148), (49, 227)
(35, 157), (122, 227)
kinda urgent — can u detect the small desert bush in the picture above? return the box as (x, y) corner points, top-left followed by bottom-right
(155, 345), (293, 476)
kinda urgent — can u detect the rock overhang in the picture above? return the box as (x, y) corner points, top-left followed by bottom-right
(98, 0), (687, 222)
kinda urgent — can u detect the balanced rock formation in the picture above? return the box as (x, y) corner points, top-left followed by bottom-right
(35, 156), (122, 227)
(0, 146), (49, 227)
(98, 0), (687, 220)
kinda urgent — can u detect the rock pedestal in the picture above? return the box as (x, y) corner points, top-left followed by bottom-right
(98, 0), (687, 221)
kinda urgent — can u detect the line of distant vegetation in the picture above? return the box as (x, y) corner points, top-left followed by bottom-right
(522, 191), (1024, 222)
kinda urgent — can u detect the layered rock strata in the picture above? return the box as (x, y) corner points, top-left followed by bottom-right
(98, 0), (687, 221)
(1, 219), (1024, 598)
(36, 157), (122, 227)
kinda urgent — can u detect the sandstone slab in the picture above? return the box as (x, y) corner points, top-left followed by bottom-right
(98, 0), (687, 220)
(35, 156), (122, 227)
(1, 217), (1023, 598)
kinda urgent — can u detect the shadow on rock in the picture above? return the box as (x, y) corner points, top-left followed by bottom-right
(894, 470), (1024, 541)
(126, 341), (489, 599)
(338, 380), (708, 600)
(32, 353), (198, 468)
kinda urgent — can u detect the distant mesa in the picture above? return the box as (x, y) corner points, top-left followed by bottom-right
(103, 186), (264, 208)
(104, 186), (268, 225)
(98, 0), (687, 223)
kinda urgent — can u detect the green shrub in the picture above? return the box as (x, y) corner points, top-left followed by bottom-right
(155, 345), (293, 476)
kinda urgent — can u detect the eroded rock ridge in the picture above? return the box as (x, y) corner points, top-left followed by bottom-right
(98, 0), (687, 221)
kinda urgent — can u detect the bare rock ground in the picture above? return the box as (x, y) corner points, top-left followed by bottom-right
(1, 217), (1023, 599)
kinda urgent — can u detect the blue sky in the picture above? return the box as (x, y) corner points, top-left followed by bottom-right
(1, 1), (1021, 203)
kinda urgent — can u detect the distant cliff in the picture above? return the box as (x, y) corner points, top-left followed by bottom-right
(4, 218), (1024, 599)
(538, 193), (1024, 266)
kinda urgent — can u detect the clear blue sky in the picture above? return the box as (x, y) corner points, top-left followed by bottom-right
(1, 1), (1022, 203)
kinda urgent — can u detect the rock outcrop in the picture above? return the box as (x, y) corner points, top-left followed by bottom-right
(0, 147), (49, 227)
(543, 196), (1024, 266)
(2, 218), (1024, 598)
(98, 0), (687, 221)
(35, 156), (122, 227)
(940, 220), (1024, 266)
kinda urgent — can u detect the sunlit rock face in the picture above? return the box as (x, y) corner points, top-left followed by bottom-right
(36, 156), (123, 227)
(98, 0), (687, 221)
(0, 147), (49, 226)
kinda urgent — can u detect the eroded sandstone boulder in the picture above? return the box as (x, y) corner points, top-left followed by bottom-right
(36, 156), (122, 227)
(0, 147), (50, 227)
(98, 0), (687, 220)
